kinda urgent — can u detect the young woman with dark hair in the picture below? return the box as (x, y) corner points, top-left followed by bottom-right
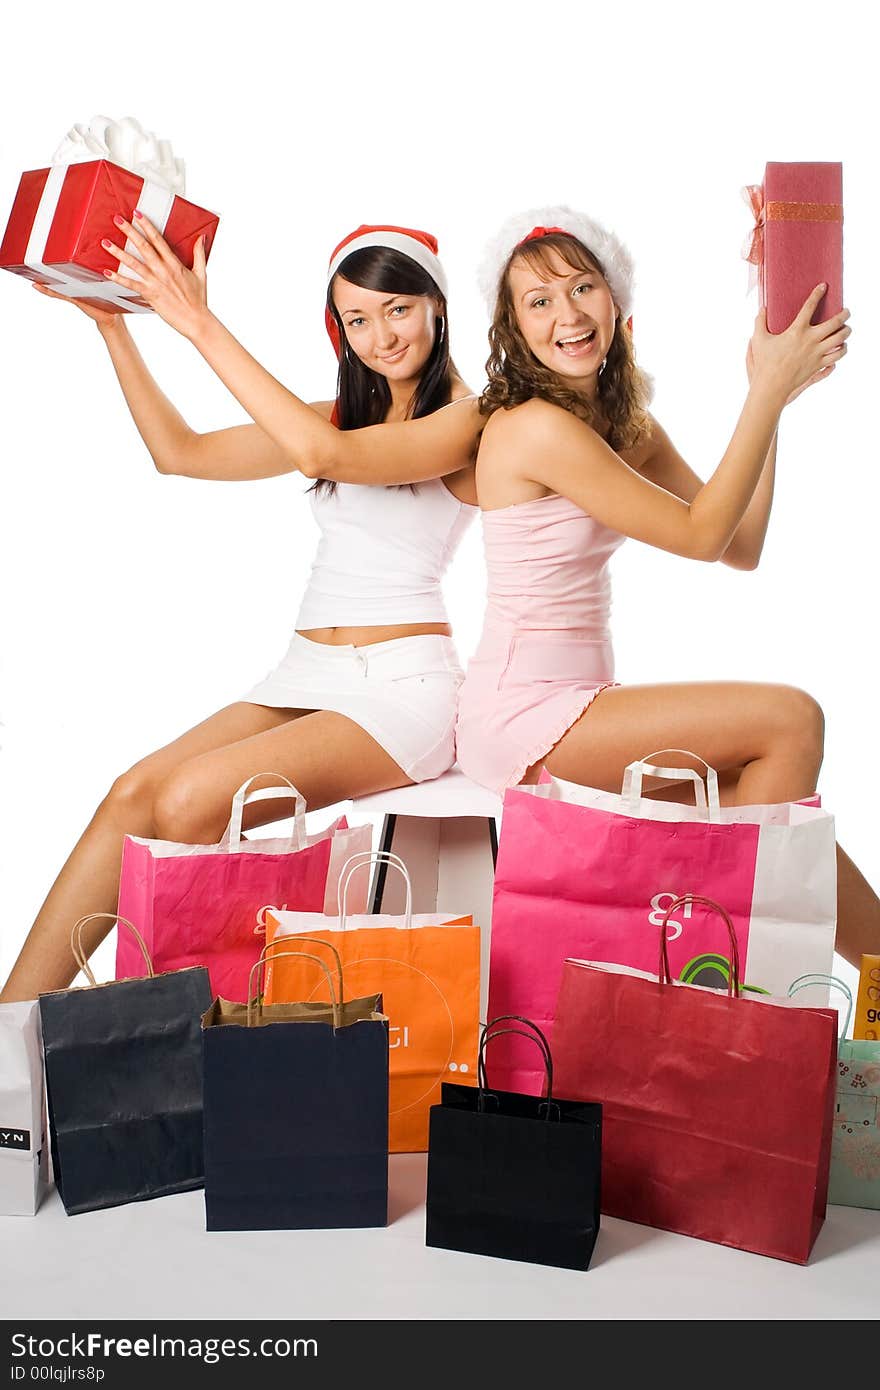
(455, 206), (878, 965)
(1, 223), (481, 1001)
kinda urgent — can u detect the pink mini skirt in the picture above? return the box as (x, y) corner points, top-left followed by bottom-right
(455, 624), (616, 794)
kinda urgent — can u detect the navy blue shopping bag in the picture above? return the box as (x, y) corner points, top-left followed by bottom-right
(202, 939), (389, 1231)
(39, 914), (211, 1215)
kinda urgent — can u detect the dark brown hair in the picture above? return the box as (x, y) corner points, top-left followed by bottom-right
(480, 233), (651, 451)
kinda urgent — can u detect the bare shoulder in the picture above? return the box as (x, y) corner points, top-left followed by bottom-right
(482, 398), (606, 462)
(309, 400), (336, 421)
(478, 401), (589, 506)
(449, 378), (479, 403)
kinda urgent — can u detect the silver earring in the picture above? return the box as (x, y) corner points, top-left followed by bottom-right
(437, 316), (446, 344)
(598, 357), (608, 375)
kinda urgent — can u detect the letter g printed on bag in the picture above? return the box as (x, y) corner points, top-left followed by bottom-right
(648, 892), (693, 941)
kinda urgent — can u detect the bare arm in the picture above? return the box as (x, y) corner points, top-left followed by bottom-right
(98, 317), (307, 479)
(98, 215), (482, 485)
(34, 287), (315, 481)
(482, 289), (848, 564)
(637, 416), (777, 571)
(171, 309), (481, 485)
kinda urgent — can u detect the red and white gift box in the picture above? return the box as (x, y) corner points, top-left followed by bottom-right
(743, 162), (843, 333)
(0, 117), (219, 314)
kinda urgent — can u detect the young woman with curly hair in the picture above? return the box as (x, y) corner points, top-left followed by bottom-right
(455, 206), (878, 964)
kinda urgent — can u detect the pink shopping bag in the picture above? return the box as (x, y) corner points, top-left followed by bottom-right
(116, 774), (371, 1001)
(488, 751), (836, 1095)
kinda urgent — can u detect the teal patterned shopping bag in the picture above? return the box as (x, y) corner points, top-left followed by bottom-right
(789, 975), (880, 1209)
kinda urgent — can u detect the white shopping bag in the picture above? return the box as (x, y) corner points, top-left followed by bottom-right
(0, 1000), (49, 1215)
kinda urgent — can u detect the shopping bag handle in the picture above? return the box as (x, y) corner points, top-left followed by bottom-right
(250, 934), (345, 1012)
(622, 750), (721, 823)
(788, 974), (853, 1038)
(70, 914), (154, 986)
(658, 895), (741, 997)
(247, 943), (343, 1029)
(478, 1015), (559, 1118)
(221, 773), (308, 852)
(337, 850), (413, 929)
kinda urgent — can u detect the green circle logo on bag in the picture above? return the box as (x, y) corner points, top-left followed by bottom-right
(679, 953), (769, 996)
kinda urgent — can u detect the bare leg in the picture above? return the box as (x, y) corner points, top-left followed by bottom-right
(149, 708), (413, 845)
(542, 680), (880, 966)
(1, 700), (410, 1002)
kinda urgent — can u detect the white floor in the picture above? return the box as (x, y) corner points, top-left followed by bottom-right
(3, 1157), (878, 1322)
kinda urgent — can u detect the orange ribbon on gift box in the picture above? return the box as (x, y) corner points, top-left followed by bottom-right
(741, 184), (844, 295)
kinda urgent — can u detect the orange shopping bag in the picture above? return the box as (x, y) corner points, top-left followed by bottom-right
(264, 851), (481, 1152)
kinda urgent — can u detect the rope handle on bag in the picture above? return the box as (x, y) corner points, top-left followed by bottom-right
(247, 942), (344, 1030)
(250, 935), (345, 1016)
(337, 850), (413, 929)
(221, 773), (308, 852)
(658, 896), (741, 998)
(477, 1015), (560, 1120)
(70, 914), (154, 986)
(622, 749), (721, 822)
(788, 973), (853, 1039)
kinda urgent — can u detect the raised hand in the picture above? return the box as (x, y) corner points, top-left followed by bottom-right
(101, 212), (210, 341)
(747, 285), (851, 405)
(32, 280), (123, 332)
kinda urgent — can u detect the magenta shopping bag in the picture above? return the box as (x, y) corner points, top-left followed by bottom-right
(488, 752), (836, 1095)
(116, 774), (371, 1001)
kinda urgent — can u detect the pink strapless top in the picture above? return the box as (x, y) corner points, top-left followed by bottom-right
(481, 492), (625, 634)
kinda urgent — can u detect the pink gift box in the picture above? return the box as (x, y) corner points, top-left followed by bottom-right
(0, 158), (219, 314)
(745, 162), (843, 333)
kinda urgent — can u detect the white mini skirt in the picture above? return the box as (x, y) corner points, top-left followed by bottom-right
(241, 632), (464, 783)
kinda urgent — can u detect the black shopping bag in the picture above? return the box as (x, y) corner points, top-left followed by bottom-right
(426, 1015), (602, 1270)
(202, 938), (389, 1231)
(39, 914), (212, 1216)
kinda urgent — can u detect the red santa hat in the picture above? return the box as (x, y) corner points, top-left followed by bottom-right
(325, 224), (448, 359)
(478, 205), (635, 321)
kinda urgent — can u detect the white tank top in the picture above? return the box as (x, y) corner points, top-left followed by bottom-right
(295, 475), (477, 628)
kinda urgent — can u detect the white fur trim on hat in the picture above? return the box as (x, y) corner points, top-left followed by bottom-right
(328, 231), (448, 299)
(477, 205), (634, 319)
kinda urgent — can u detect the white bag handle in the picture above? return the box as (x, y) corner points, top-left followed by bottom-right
(220, 773), (308, 852)
(337, 850), (413, 930)
(621, 749), (721, 823)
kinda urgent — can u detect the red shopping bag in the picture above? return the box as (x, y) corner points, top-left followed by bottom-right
(116, 774), (370, 1001)
(551, 896), (838, 1263)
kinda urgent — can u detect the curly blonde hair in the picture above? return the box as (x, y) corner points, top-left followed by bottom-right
(481, 233), (652, 451)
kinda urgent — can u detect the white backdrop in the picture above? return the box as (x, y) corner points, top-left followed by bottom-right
(0, 0), (876, 995)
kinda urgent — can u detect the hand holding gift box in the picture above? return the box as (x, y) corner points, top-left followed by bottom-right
(0, 115), (219, 314)
(743, 161), (843, 332)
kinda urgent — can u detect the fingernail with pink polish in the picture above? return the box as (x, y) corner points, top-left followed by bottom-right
(113, 215), (125, 227)
(133, 209), (143, 219)
(101, 238), (112, 250)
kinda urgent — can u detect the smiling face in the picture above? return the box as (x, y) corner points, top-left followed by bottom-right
(506, 239), (618, 397)
(331, 274), (441, 384)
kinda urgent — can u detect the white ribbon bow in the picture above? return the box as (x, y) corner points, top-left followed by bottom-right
(51, 116), (185, 195)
